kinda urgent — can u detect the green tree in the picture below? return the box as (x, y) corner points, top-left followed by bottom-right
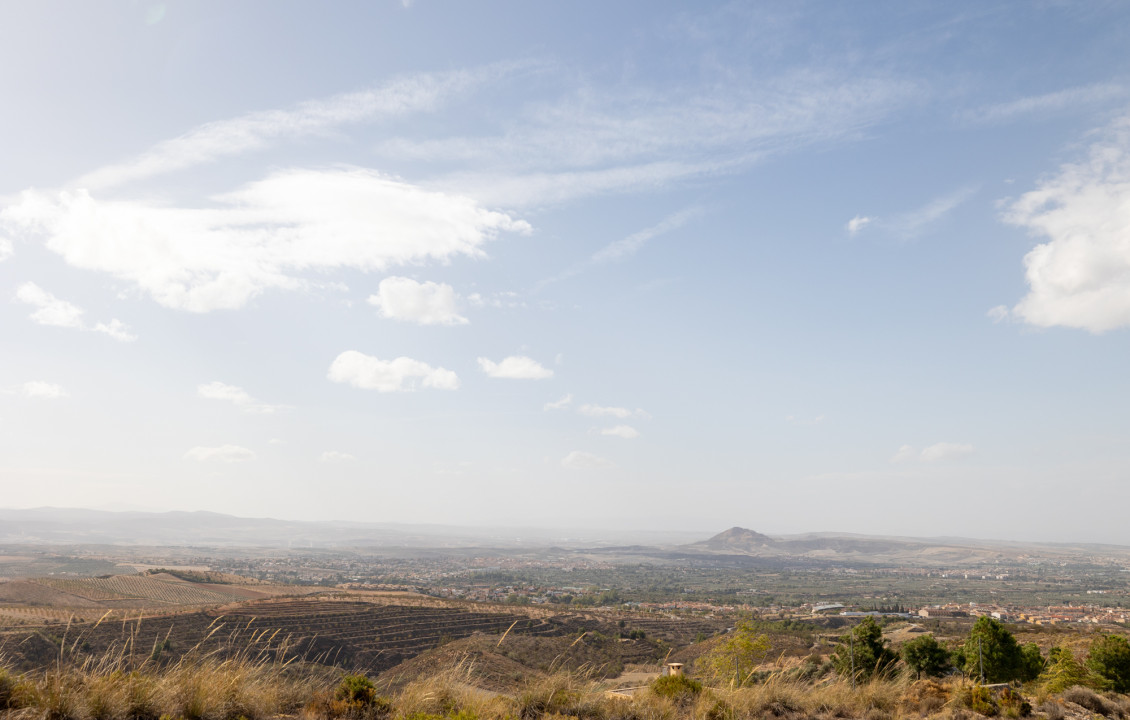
(1087, 634), (1130, 692)
(700, 620), (772, 688)
(961, 617), (1042, 683)
(901, 634), (951, 679)
(832, 617), (899, 681)
(1040, 647), (1095, 693)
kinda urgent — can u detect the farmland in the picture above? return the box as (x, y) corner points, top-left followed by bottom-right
(0, 590), (727, 676)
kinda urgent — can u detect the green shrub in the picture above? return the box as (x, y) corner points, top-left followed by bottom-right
(650, 674), (702, 701)
(332, 675), (391, 719)
(1087, 634), (1130, 693)
(959, 685), (998, 716)
(997, 687), (1031, 718)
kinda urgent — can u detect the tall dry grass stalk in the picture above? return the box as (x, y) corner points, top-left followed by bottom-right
(0, 616), (333, 720)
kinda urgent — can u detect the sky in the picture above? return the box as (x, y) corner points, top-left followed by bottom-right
(2, 2), (1130, 543)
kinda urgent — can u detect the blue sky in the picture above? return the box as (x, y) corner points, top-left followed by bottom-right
(3, 2), (1130, 542)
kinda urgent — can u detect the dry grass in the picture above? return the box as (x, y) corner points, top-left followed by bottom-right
(6, 635), (1130, 720)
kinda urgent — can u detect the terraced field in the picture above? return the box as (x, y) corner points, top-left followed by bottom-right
(0, 594), (729, 676)
(0, 573), (311, 621)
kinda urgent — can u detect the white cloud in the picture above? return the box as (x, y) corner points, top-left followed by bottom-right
(578, 404), (648, 419)
(467, 290), (524, 309)
(560, 450), (614, 469)
(592, 208), (701, 264)
(320, 451), (356, 463)
(15, 282), (84, 328)
(887, 187), (976, 239)
(328, 350), (459, 392)
(961, 82), (1126, 125)
(786, 414), (826, 426)
(183, 445), (257, 463)
(600, 425), (640, 439)
(14, 282), (137, 341)
(986, 305), (1010, 323)
(19, 381), (68, 399)
(544, 393), (573, 410)
(891, 442), (974, 463)
(368, 277), (468, 325)
(0, 169), (530, 313)
(390, 72), (916, 207)
(477, 355), (553, 379)
(921, 442), (975, 462)
(890, 445), (917, 464)
(846, 215), (872, 235)
(92, 319), (138, 342)
(1002, 116), (1130, 333)
(73, 67), (510, 190)
(0, 237), (12, 262)
(197, 381), (287, 414)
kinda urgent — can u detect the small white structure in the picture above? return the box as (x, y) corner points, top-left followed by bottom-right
(667, 662), (684, 677)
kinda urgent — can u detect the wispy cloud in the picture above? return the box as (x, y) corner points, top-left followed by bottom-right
(600, 425), (640, 439)
(183, 445), (257, 463)
(15, 282), (83, 328)
(561, 450), (614, 469)
(197, 381), (288, 414)
(7, 381), (69, 399)
(14, 282), (136, 341)
(320, 451), (356, 463)
(544, 393), (573, 410)
(478, 355), (554, 379)
(404, 71), (918, 207)
(592, 207), (702, 264)
(578, 404), (648, 419)
(73, 65), (522, 190)
(845, 216), (872, 236)
(959, 82), (1126, 125)
(881, 187), (977, 240)
(891, 442), (974, 464)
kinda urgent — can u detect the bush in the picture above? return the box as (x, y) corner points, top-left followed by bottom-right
(958, 684), (998, 716)
(1062, 686), (1123, 718)
(997, 687), (1031, 719)
(0, 668), (14, 709)
(1088, 634), (1130, 693)
(650, 674), (702, 702)
(326, 675), (391, 719)
(1037, 700), (1065, 720)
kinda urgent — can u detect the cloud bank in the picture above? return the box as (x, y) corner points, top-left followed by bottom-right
(1004, 116), (1130, 333)
(1, 169), (529, 313)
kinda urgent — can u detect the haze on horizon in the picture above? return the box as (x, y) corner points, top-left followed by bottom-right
(2, 2), (1130, 544)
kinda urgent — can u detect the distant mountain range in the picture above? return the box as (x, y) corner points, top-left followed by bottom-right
(2, 509), (1129, 567)
(684, 526), (1130, 566)
(0, 507), (702, 549)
